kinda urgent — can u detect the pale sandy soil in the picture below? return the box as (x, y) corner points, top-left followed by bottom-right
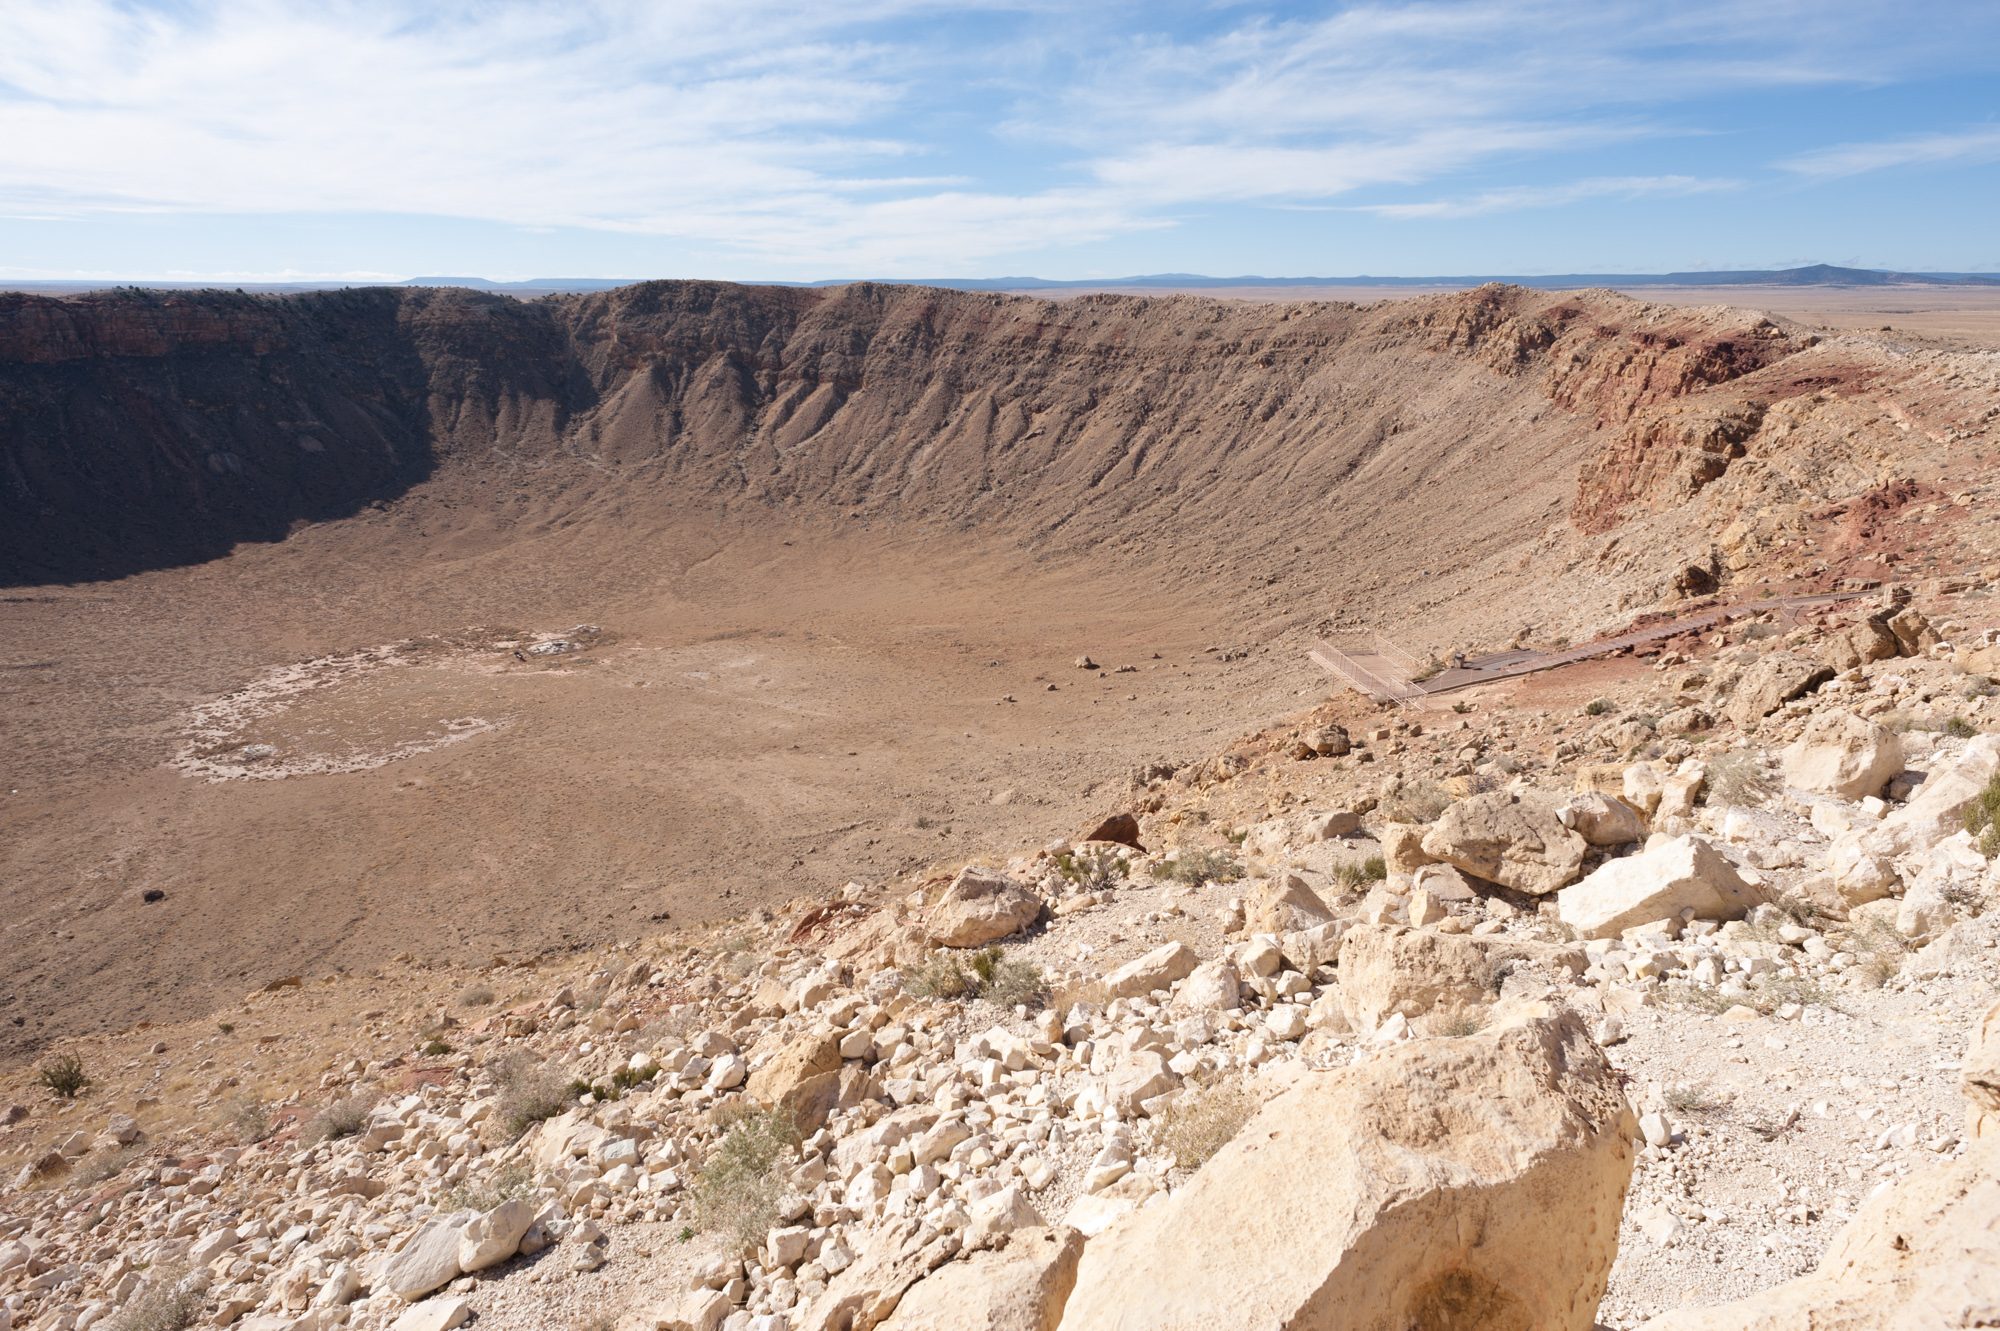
(0, 505), (1315, 1058)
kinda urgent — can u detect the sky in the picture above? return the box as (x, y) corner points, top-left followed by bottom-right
(1, 0), (1997, 283)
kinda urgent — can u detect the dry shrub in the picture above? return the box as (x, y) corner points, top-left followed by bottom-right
(691, 1105), (798, 1253)
(1430, 1008), (1487, 1038)
(492, 1052), (572, 1140)
(226, 1097), (273, 1145)
(458, 984), (496, 1007)
(441, 1159), (535, 1213)
(107, 1268), (199, 1331)
(1156, 1081), (1258, 1172)
(1705, 750), (1775, 807)
(72, 1143), (141, 1188)
(1155, 847), (1244, 888)
(38, 1052), (88, 1100)
(300, 1094), (374, 1146)
(902, 947), (1047, 1009)
(1379, 781), (1450, 824)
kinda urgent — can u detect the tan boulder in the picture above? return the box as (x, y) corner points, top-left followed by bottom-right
(1555, 835), (1761, 939)
(1638, 1003), (2000, 1331)
(1243, 874), (1334, 934)
(1557, 793), (1649, 847)
(1725, 652), (1832, 730)
(928, 868), (1042, 948)
(1410, 863), (1476, 899)
(801, 1217), (961, 1331)
(746, 1027), (845, 1132)
(1336, 924), (1494, 1032)
(383, 1215), (468, 1301)
(1172, 959), (1242, 1013)
(1782, 711), (1903, 800)
(1421, 790), (1588, 895)
(880, 1227), (1082, 1331)
(1056, 1014), (1635, 1331)
(1099, 942), (1199, 1001)
(1887, 605), (1940, 656)
(457, 1198), (534, 1273)
(1377, 822), (1437, 878)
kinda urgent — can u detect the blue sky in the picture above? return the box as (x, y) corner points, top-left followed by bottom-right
(2, 0), (1997, 282)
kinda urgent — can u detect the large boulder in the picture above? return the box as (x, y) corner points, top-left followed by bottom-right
(1638, 1002), (2000, 1331)
(1242, 874), (1334, 934)
(1725, 653), (1832, 730)
(1557, 793), (1649, 847)
(800, 1217), (962, 1331)
(1421, 791), (1588, 895)
(928, 868), (1042, 948)
(456, 1199), (534, 1273)
(1781, 711), (1903, 800)
(1556, 835), (1762, 939)
(1055, 1014), (1635, 1331)
(1336, 924), (1494, 1032)
(880, 1227), (1082, 1331)
(1874, 734), (2000, 859)
(382, 1215), (468, 1301)
(746, 1026), (845, 1132)
(1822, 734), (2000, 897)
(1099, 942), (1199, 1001)
(1377, 822), (1438, 879)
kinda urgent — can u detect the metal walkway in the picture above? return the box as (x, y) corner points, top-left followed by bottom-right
(1312, 590), (1866, 704)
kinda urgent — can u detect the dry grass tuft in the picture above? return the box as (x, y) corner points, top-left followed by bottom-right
(1156, 1081), (1259, 1172)
(300, 1094), (375, 1147)
(903, 947), (1047, 1009)
(492, 1052), (572, 1140)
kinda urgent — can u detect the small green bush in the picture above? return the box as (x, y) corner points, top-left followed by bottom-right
(1944, 716), (1979, 739)
(691, 1106), (798, 1253)
(1331, 854), (1388, 892)
(39, 1053), (89, 1099)
(1964, 770), (2000, 858)
(1583, 698), (1613, 717)
(1155, 847), (1244, 888)
(1056, 845), (1129, 892)
(902, 947), (1047, 1009)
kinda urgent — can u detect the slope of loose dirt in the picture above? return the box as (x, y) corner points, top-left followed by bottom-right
(2, 281), (1995, 1056)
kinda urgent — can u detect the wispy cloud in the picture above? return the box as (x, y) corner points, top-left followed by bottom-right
(1, 1), (1994, 274)
(1780, 125), (2000, 179)
(1354, 175), (1739, 220)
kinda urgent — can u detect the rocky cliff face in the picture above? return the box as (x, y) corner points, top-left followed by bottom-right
(1, 281), (1989, 590)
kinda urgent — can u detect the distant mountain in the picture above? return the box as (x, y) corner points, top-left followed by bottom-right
(817, 265), (2000, 291)
(398, 276), (632, 292)
(6, 263), (1996, 299)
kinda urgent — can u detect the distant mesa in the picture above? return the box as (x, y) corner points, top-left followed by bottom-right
(2, 263), (1996, 298)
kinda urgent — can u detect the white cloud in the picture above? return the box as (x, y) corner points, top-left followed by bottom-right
(1780, 126), (2000, 179)
(1355, 175), (1739, 220)
(1, 1), (1993, 273)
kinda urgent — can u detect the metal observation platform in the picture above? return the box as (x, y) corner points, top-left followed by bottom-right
(1311, 591), (1864, 706)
